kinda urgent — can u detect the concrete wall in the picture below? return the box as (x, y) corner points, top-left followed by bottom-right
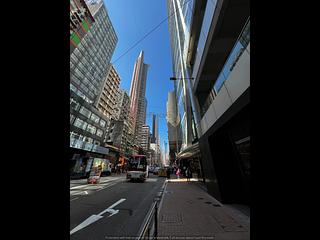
(201, 43), (250, 135)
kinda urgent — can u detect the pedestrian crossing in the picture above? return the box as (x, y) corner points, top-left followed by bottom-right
(70, 176), (125, 199)
(70, 176), (161, 201)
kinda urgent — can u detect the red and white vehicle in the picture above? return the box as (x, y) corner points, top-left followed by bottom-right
(126, 155), (148, 181)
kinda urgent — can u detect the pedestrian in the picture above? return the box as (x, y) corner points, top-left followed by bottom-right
(166, 167), (171, 179)
(186, 167), (191, 182)
(176, 168), (181, 179)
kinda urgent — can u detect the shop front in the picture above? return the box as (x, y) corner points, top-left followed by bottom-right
(176, 142), (204, 182)
(70, 143), (110, 179)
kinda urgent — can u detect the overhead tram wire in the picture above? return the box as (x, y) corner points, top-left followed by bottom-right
(111, 0), (193, 65)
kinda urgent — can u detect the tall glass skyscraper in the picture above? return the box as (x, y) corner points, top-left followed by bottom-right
(167, 0), (199, 152)
(167, 0), (250, 204)
(129, 51), (149, 147)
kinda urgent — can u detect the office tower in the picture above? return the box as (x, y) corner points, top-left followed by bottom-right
(141, 125), (151, 152)
(70, 0), (94, 54)
(70, 0), (117, 105)
(167, 0), (250, 203)
(151, 114), (159, 144)
(70, 0), (118, 177)
(129, 51), (149, 147)
(166, 91), (182, 164)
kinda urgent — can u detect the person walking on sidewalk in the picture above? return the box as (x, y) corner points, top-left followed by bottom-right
(186, 167), (191, 182)
(176, 168), (181, 179)
(166, 167), (171, 179)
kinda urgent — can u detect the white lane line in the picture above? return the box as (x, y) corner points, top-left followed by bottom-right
(70, 198), (126, 235)
(97, 182), (118, 191)
(70, 177), (124, 190)
(70, 191), (85, 196)
(99, 198), (126, 215)
(70, 184), (90, 190)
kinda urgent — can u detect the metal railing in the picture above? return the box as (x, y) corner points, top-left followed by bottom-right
(138, 201), (158, 240)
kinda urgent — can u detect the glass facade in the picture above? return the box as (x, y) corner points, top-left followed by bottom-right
(213, 19), (250, 94)
(167, 0), (197, 151)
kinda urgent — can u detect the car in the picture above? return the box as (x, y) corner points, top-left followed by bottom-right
(158, 168), (167, 177)
(148, 166), (154, 173)
(153, 167), (160, 175)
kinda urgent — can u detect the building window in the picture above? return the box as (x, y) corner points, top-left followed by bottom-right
(84, 137), (93, 143)
(100, 119), (106, 128)
(79, 106), (91, 118)
(74, 118), (88, 130)
(86, 124), (96, 135)
(70, 98), (80, 111)
(70, 114), (75, 124)
(96, 129), (103, 137)
(90, 113), (100, 123)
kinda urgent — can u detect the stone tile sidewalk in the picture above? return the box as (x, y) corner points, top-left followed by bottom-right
(158, 179), (250, 239)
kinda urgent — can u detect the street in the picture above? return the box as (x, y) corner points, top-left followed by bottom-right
(70, 174), (166, 239)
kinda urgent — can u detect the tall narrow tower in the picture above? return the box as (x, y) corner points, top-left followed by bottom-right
(129, 51), (149, 146)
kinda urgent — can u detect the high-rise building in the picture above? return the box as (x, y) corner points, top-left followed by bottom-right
(97, 65), (121, 119)
(129, 51), (149, 147)
(151, 114), (159, 144)
(141, 125), (151, 152)
(166, 91), (182, 164)
(105, 89), (131, 154)
(150, 143), (160, 166)
(70, 0), (94, 54)
(70, 0), (117, 105)
(167, 0), (250, 204)
(70, 0), (118, 178)
(113, 89), (130, 121)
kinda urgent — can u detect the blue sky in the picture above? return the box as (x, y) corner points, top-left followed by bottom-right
(104, 0), (174, 153)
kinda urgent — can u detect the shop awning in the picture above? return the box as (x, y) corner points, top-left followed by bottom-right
(176, 142), (200, 160)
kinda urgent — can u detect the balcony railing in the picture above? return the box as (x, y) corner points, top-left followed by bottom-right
(213, 18), (250, 94)
(201, 18), (250, 116)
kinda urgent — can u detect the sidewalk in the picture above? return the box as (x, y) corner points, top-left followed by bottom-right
(158, 176), (250, 239)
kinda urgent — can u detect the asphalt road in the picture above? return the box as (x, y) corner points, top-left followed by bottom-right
(70, 174), (166, 240)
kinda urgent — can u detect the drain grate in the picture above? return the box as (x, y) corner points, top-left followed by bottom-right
(160, 213), (183, 224)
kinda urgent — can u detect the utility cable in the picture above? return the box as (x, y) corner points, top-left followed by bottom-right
(111, 0), (193, 65)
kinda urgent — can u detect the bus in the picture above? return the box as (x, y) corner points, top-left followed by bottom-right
(126, 155), (148, 181)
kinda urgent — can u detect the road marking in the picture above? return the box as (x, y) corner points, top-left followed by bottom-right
(146, 178), (158, 182)
(70, 198), (126, 235)
(70, 177), (124, 190)
(70, 197), (79, 202)
(97, 182), (118, 191)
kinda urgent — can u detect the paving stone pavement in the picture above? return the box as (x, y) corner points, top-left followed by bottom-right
(158, 180), (250, 239)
